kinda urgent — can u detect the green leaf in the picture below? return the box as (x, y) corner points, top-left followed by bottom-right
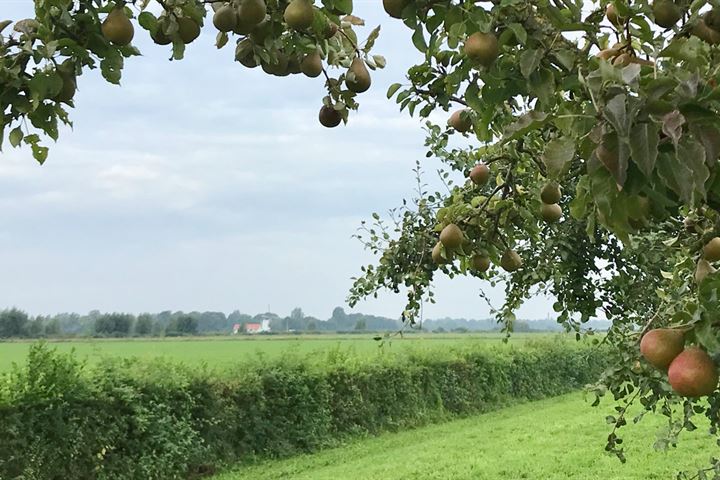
(137, 11), (157, 31)
(519, 49), (543, 78)
(603, 94), (630, 137)
(216, 31), (228, 49)
(386, 83), (402, 99)
(629, 122), (659, 178)
(9, 127), (23, 148)
(542, 137), (575, 178)
(412, 25), (427, 52)
(661, 110), (685, 145)
(501, 111), (549, 143)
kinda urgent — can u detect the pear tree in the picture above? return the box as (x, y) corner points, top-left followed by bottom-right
(4, 0), (720, 476)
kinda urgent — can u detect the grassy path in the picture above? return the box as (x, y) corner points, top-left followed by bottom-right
(214, 392), (715, 480)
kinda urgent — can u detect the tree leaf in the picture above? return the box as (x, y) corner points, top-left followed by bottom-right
(386, 83), (402, 99)
(661, 110), (685, 146)
(542, 137), (575, 178)
(629, 122), (659, 178)
(519, 49), (544, 78)
(501, 111), (549, 143)
(9, 127), (23, 148)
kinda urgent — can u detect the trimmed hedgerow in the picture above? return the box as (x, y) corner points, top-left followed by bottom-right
(0, 339), (607, 479)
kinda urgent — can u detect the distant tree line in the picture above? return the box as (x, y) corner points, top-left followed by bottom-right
(0, 306), (607, 339)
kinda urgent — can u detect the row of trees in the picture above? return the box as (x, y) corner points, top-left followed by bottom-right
(0, 306), (574, 339)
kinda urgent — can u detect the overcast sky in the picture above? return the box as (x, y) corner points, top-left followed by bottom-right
(1, 2), (553, 321)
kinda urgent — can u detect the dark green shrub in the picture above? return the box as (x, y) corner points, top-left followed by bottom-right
(0, 339), (608, 479)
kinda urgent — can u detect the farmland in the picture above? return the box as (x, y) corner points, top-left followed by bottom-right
(0, 332), (559, 372)
(214, 392), (715, 480)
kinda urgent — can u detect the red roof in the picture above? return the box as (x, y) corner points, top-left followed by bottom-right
(245, 323), (262, 330)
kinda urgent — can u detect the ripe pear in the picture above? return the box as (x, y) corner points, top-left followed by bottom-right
(613, 52), (632, 67)
(262, 54), (290, 76)
(383, 0), (409, 19)
(151, 27), (172, 45)
(471, 254), (490, 272)
(500, 250), (522, 272)
(301, 51), (323, 77)
(448, 109), (472, 133)
(469, 163), (490, 186)
(464, 32), (499, 67)
(704, 237), (720, 262)
(346, 58), (371, 93)
(54, 69), (76, 104)
(541, 203), (562, 223)
(540, 182), (561, 204)
(213, 5), (237, 32)
(284, 0), (314, 30)
(705, 8), (720, 32)
(238, 51), (258, 68)
(695, 259), (716, 284)
(432, 242), (450, 265)
(439, 224), (464, 250)
(668, 348), (719, 397)
(178, 17), (201, 43)
(640, 328), (685, 370)
(653, 1), (682, 28)
(237, 0), (267, 31)
(250, 16), (272, 42)
(323, 22), (338, 39)
(692, 19), (720, 45)
(288, 56), (303, 75)
(319, 105), (342, 128)
(606, 4), (626, 26)
(102, 7), (134, 46)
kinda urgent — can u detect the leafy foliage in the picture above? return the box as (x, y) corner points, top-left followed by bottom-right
(344, 1), (720, 475)
(0, 341), (607, 479)
(0, 0), (385, 163)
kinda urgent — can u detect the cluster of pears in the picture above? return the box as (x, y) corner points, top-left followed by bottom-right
(640, 328), (719, 397)
(605, 1), (720, 48)
(430, 161), (522, 273)
(695, 8), (720, 45)
(695, 237), (720, 283)
(318, 57), (371, 128)
(431, 223), (522, 273)
(606, 2), (682, 30)
(212, 0), (266, 35)
(539, 181), (562, 224)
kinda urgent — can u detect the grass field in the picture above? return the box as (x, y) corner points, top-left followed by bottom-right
(0, 333), (555, 372)
(213, 392), (715, 480)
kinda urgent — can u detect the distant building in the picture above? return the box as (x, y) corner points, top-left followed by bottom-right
(232, 323), (241, 335)
(244, 318), (271, 334)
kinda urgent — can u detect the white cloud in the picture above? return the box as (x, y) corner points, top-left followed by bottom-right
(0, 3), (555, 320)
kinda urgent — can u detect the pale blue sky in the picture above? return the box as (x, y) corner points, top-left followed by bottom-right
(1, 2), (553, 320)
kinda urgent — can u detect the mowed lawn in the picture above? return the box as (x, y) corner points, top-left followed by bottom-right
(0, 333), (553, 372)
(214, 392), (716, 480)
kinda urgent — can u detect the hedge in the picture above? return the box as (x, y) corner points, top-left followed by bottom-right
(0, 339), (608, 479)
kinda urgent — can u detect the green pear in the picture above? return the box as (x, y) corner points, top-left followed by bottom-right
(346, 57), (371, 93)
(383, 0), (409, 18)
(301, 51), (323, 77)
(178, 17), (201, 43)
(284, 0), (314, 30)
(213, 5), (237, 32)
(319, 105), (342, 128)
(102, 7), (134, 45)
(464, 32), (498, 67)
